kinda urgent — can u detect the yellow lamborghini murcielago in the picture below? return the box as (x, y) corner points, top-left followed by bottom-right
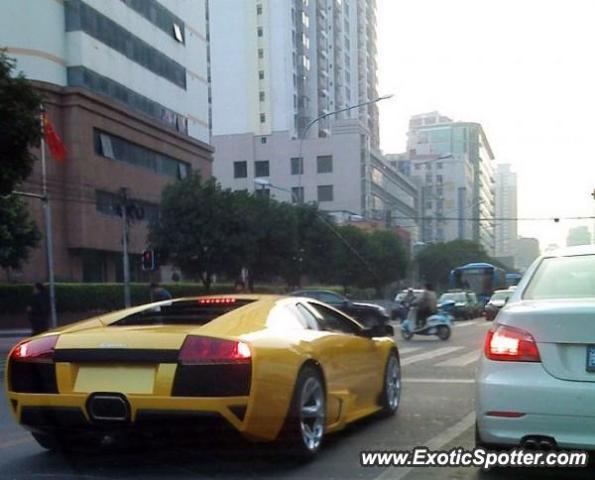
(5, 294), (401, 457)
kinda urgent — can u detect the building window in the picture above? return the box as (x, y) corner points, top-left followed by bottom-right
(260, 113), (266, 123)
(96, 190), (159, 223)
(259, 70), (265, 80)
(173, 23), (184, 43)
(254, 160), (269, 177)
(260, 136), (267, 144)
(93, 129), (190, 179)
(425, 174), (432, 183)
(259, 91), (265, 102)
(255, 188), (270, 198)
(257, 27), (263, 37)
(437, 162), (443, 169)
(317, 185), (333, 202)
(436, 175), (443, 184)
(291, 186), (304, 203)
(258, 48), (264, 59)
(437, 186), (444, 196)
(234, 161), (247, 178)
(291, 157), (303, 175)
(425, 201), (432, 210)
(425, 162), (431, 170)
(257, 4), (263, 14)
(414, 164), (421, 170)
(316, 155), (333, 173)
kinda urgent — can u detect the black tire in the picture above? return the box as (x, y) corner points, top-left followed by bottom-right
(400, 328), (413, 341)
(437, 325), (451, 341)
(379, 351), (401, 416)
(279, 365), (326, 459)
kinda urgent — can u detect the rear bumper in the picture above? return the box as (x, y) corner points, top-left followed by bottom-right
(7, 391), (252, 438)
(476, 359), (595, 449)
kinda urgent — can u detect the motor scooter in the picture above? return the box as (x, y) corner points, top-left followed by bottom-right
(400, 300), (455, 341)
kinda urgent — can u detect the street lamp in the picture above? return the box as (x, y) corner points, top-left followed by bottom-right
(296, 94), (395, 198)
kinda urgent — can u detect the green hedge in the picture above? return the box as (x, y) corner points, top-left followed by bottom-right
(0, 283), (377, 314)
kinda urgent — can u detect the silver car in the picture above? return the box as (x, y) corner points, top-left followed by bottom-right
(476, 245), (595, 450)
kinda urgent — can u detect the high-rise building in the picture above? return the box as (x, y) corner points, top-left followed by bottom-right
(0, 0), (213, 282)
(567, 226), (592, 247)
(515, 237), (540, 273)
(207, 1), (417, 238)
(402, 112), (496, 253)
(209, 0), (379, 144)
(494, 164), (518, 259)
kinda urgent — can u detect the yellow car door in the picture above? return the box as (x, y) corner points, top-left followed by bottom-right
(303, 301), (385, 411)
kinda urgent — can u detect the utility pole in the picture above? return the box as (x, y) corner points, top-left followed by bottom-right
(40, 107), (58, 329)
(120, 187), (131, 308)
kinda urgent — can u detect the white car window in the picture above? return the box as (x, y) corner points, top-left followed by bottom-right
(524, 254), (595, 299)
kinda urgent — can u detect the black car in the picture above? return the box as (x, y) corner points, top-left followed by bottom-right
(290, 289), (389, 327)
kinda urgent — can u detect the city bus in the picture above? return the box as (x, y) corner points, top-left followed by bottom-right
(449, 262), (506, 305)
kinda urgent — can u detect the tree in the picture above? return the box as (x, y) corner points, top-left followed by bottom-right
(149, 173), (247, 292)
(415, 240), (495, 291)
(0, 51), (42, 270)
(0, 196), (41, 269)
(366, 230), (409, 292)
(0, 50), (43, 195)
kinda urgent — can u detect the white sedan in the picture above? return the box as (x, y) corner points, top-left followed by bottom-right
(476, 245), (595, 450)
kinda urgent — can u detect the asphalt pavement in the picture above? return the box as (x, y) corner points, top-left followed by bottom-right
(0, 320), (593, 479)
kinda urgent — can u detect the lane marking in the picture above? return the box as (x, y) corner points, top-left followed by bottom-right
(400, 346), (464, 366)
(454, 320), (478, 328)
(397, 347), (422, 355)
(436, 349), (480, 367)
(404, 378), (475, 384)
(375, 412), (476, 480)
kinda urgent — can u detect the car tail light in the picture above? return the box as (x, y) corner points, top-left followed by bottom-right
(197, 298), (236, 305)
(11, 335), (58, 363)
(178, 336), (251, 365)
(485, 325), (540, 362)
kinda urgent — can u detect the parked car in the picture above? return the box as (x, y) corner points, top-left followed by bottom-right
(476, 245), (595, 451)
(438, 290), (481, 320)
(290, 289), (389, 326)
(484, 288), (513, 321)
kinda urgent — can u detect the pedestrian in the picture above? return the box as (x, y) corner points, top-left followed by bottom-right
(150, 282), (172, 302)
(416, 283), (438, 329)
(27, 283), (50, 335)
(234, 279), (246, 293)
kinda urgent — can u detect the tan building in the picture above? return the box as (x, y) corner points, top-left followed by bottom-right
(1, 0), (213, 282)
(7, 81), (212, 283)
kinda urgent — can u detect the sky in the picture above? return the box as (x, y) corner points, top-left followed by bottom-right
(376, 0), (595, 250)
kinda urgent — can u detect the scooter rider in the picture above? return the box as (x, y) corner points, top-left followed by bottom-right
(416, 283), (438, 329)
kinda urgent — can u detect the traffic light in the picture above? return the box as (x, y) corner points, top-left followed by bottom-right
(142, 249), (155, 271)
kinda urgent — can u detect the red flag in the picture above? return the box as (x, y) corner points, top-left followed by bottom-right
(43, 114), (66, 162)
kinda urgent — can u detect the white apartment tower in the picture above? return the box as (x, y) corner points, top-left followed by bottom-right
(209, 0), (379, 145)
(406, 112), (496, 254)
(494, 164), (518, 259)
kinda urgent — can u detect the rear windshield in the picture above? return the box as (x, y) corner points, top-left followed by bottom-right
(524, 255), (595, 299)
(112, 299), (255, 326)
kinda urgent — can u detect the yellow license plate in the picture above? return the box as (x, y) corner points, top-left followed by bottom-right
(74, 365), (156, 394)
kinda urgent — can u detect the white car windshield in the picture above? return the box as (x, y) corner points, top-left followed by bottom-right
(524, 255), (595, 299)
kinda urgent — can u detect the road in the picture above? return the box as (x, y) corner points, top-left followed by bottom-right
(0, 321), (592, 479)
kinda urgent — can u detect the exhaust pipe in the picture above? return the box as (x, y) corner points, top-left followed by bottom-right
(521, 435), (557, 451)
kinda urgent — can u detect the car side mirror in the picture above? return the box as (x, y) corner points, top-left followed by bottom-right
(504, 297), (509, 304)
(360, 324), (394, 338)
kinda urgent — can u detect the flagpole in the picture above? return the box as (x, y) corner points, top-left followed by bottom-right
(40, 106), (58, 329)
